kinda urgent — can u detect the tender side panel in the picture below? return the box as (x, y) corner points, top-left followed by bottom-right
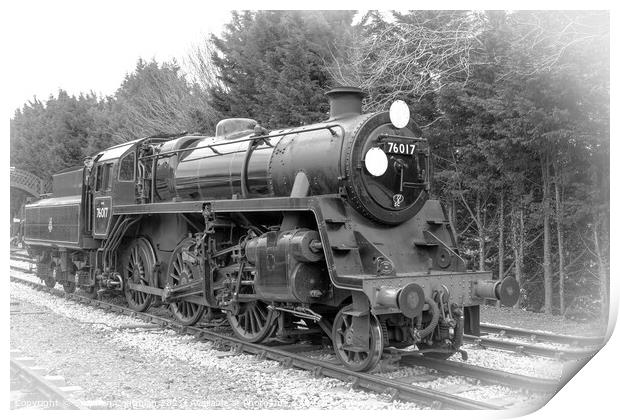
(24, 203), (81, 246)
(52, 168), (83, 197)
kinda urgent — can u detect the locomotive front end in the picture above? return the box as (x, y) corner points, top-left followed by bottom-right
(222, 88), (521, 371)
(303, 89), (521, 370)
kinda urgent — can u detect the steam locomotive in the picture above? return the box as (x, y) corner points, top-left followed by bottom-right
(22, 87), (518, 371)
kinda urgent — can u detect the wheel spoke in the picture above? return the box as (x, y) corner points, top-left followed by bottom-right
(254, 308), (263, 331)
(173, 261), (181, 280)
(255, 304), (267, 322)
(343, 316), (350, 329)
(249, 308), (257, 334)
(244, 311), (250, 332)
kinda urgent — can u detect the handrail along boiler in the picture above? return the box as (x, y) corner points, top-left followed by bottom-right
(22, 87), (519, 371)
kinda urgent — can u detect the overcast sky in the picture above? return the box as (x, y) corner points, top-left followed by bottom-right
(4, 0), (613, 119)
(5, 1), (232, 117)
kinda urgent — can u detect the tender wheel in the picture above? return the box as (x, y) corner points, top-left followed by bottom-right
(36, 261), (48, 278)
(82, 286), (98, 299)
(45, 264), (58, 288)
(167, 239), (205, 326)
(122, 238), (155, 312)
(63, 281), (76, 294)
(227, 292), (276, 343)
(331, 305), (384, 371)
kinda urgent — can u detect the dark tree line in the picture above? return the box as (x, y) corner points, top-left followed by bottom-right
(10, 60), (215, 180)
(10, 10), (609, 318)
(329, 10), (608, 318)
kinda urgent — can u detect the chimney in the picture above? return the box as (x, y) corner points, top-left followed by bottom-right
(325, 87), (365, 120)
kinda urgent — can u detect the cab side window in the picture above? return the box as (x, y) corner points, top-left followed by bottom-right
(104, 163), (113, 191)
(119, 152), (135, 181)
(95, 163), (113, 192)
(95, 165), (103, 191)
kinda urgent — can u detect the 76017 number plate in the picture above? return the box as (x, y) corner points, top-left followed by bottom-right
(385, 141), (416, 155)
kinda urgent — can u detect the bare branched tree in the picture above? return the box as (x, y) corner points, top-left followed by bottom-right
(113, 60), (218, 141)
(328, 11), (484, 111)
(329, 11), (608, 111)
(499, 11), (609, 80)
(183, 37), (225, 92)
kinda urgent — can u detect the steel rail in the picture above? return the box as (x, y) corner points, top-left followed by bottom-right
(399, 354), (558, 393)
(11, 262), (600, 361)
(9, 270), (499, 410)
(10, 356), (84, 409)
(463, 335), (598, 359)
(9, 255), (34, 264)
(479, 323), (605, 347)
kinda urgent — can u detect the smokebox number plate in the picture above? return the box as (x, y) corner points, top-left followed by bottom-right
(385, 141), (416, 155)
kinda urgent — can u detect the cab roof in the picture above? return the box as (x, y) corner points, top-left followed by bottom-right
(95, 139), (141, 162)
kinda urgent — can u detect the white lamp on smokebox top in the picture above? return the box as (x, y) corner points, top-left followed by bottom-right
(389, 100), (410, 129)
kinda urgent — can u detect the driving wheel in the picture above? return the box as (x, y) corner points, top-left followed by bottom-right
(167, 238), (205, 326)
(227, 290), (276, 343)
(122, 238), (155, 312)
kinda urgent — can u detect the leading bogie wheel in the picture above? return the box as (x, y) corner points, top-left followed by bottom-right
(331, 305), (384, 371)
(122, 238), (155, 312)
(167, 238), (205, 326)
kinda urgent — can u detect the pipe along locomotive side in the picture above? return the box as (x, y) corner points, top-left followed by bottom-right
(22, 87), (519, 371)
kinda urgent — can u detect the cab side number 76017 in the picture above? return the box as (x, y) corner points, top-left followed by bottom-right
(96, 207), (109, 218)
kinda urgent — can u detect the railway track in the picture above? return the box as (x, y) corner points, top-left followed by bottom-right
(11, 261), (574, 408)
(11, 260), (601, 361)
(10, 268), (501, 410)
(479, 323), (605, 347)
(463, 334), (598, 360)
(10, 349), (84, 409)
(397, 354), (558, 392)
(10, 254), (34, 264)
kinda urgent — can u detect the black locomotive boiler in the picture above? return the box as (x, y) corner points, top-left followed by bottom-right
(22, 87), (518, 371)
